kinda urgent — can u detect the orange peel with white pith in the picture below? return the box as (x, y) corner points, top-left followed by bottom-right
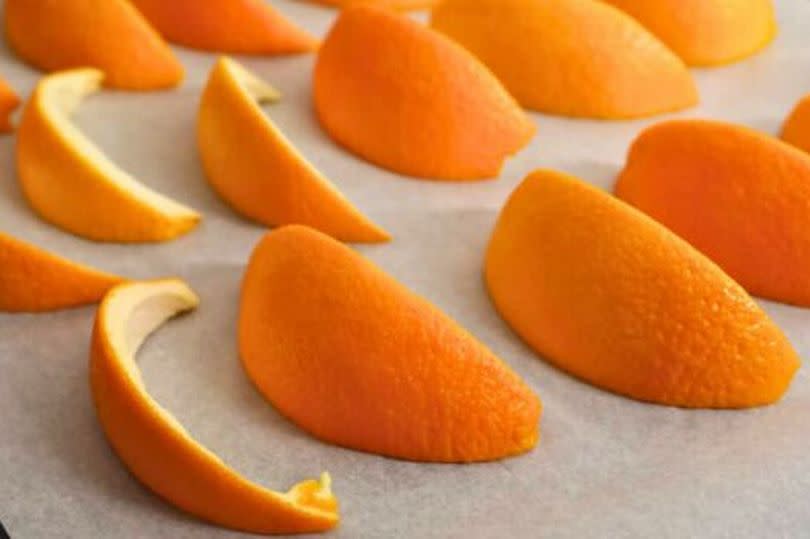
(0, 231), (123, 312)
(90, 279), (339, 534)
(16, 69), (200, 243)
(198, 57), (389, 243)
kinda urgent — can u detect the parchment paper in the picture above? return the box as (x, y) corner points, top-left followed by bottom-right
(2, 1), (810, 537)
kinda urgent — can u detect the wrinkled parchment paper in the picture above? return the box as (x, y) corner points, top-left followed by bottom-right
(2, 1), (810, 537)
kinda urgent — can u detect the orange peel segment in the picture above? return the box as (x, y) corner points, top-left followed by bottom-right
(129, 0), (317, 54)
(314, 6), (535, 180)
(90, 279), (339, 534)
(198, 57), (389, 243)
(239, 225), (542, 462)
(17, 69), (200, 243)
(0, 232), (123, 312)
(486, 169), (800, 408)
(781, 94), (810, 154)
(305, 0), (438, 10)
(602, 0), (776, 66)
(615, 119), (810, 307)
(4, 0), (183, 90)
(0, 77), (21, 133)
(430, 0), (698, 119)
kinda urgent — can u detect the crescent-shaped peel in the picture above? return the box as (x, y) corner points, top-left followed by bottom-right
(0, 231), (123, 312)
(198, 57), (388, 243)
(431, 0), (698, 119)
(4, 0), (183, 90)
(486, 169), (799, 408)
(17, 69), (200, 243)
(90, 279), (339, 534)
(0, 77), (21, 133)
(128, 0), (317, 54)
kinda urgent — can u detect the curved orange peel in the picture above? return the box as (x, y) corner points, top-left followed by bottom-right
(129, 0), (317, 54)
(90, 279), (339, 534)
(616, 119), (810, 307)
(0, 77), (21, 133)
(305, 0), (438, 10)
(17, 69), (200, 243)
(431, 0), (698, 119)
(198, 57), (389, 243)
(781, 94), (810, 155)
(314, 6), (535, 180)
(486, 169), (800, 408)
(602, 0), (776, 66)
(5, 0), (183, 90)
(239, 225), (541, 462)
(0, 232), (123, 312)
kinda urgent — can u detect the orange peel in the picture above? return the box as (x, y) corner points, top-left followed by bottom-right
(129, 0), (317, 54)
(616, 119), (810, 307)
(313, 6), (535, 180)
(305, 0), (437, 10)
(486, 169), (800, 408)
(16, 69), (200, 243)
(0, 232), (123, 312)
(4, 0), (183, 90)
(602, 0), (776, 66)
(239, 225), (542, 462)
(90, 279), (339, 534)
(431, 0), (698, 119)
(0, 77), (21, 133)
(198, 57), (389, 243)
(781, 94), (810, 155)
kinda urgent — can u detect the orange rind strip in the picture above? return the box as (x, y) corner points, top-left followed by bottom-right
(431, 0), (698, 119)
(240, 225), (541, 462)
(486, 169), (800, 408)
(198, 57), (389, 243)
(0, 232), (123, 312)
(5, 0), (183, 90)
(90, 279), (339, 534)
(16, 69), (200, 243)
(129, 0), (317, 54)
(314, 6), (535, 180)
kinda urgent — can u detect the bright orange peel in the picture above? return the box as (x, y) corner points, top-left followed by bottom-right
(129, 0), (317, 54)
(239, 225), (542, 462)
(198, 57), (389, 243)
(0, 77), (21, 133)
(486, 169), (800, 408)
(314, 6), (535, 180)
(781, 94), (810, 155)
(616, 119), (810, 307)
(431, 0), (698, 119)
(17, 69), (200, 243)
(90, 279), (339, 534)
(602, 0), (776, 66)
(306, 0), (437, 9)
(0, 232), (123, 312)
(5, 0), (183, 90)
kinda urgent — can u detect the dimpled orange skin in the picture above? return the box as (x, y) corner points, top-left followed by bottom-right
(90, 280), (339, 534)
(602, 0), (776, 66)
(781, 94), (810, 154)
(198, 58), (389, 243)
(0, 77), (20, 133)
(240, 225), (542, 462)
(431, 0), (698, 120)
(4, 0), (183, 90)
(129, 0), (317, 54)
(486, 170), (800, 409)
(0, 232), (123, 312)
(306, 0), (437, 10)
(616, 120), (810, 307)
(314, 6), (535, 180)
